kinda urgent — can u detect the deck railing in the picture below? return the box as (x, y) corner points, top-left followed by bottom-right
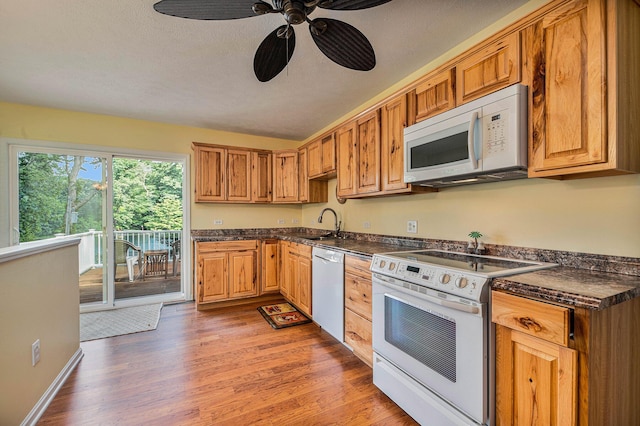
(57, 229), (182, 273)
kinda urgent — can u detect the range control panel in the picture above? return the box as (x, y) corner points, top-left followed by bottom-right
(370, 254), (488, 301)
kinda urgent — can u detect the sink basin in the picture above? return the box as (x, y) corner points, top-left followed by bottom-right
(306, 235), (334, 241)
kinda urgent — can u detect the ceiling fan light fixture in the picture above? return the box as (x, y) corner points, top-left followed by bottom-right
(282, 1), (310, 25)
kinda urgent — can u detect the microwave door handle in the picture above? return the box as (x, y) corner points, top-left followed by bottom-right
(468, 111), (479, 169)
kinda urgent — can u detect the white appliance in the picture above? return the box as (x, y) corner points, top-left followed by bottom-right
(370, 249), (556, 426)
(404, 84), (527, 187)
(312, 247), (345, 341)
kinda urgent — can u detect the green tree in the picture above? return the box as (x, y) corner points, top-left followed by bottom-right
(18, 153), (66, 241)
(112, 158), (183, 231)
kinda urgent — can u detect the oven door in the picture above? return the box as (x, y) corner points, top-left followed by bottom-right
(372, 273), (488, 424)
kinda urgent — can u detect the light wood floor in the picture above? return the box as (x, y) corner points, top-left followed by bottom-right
(39, 301), (417, 425)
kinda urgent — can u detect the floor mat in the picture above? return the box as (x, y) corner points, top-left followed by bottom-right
(80, 303), (163, 341)
(257, 302), (311, 329)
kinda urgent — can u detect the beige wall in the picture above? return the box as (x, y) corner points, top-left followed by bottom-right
(0, 243), (80, 425)
(302, 177), (640, 258)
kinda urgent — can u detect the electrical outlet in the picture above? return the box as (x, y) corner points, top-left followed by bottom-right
(32, 339), (40, 366)
(292, 218), (299, 224)
(363, 221), (371, 229)
(407, 220), (418, 234)
(277, 219), (285, 225)
(213, 219), (223, 225)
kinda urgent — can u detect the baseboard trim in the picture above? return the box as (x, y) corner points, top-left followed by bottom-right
(21, 347), (84, 426)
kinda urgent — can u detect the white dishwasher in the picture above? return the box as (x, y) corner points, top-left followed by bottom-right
(312, 247), (345, 342)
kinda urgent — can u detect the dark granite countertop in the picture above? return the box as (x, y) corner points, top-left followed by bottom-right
(491, 267), (640, 310)
(191, 228), (640, 310)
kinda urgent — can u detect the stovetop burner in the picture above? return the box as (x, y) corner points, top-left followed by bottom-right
(370, 249), (557, 302)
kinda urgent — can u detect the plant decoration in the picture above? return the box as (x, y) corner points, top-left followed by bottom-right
(468, 231), (484, 253)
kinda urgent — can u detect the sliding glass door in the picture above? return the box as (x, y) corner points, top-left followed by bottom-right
(10, 144), (189, 310)
(111, 157), (183, 302)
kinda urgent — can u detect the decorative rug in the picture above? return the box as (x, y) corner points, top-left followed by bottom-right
(80, 303), (163, 342)
(257, 302), (311, 329)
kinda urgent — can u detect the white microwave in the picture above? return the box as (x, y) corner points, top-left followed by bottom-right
(404, 84), (528, 187)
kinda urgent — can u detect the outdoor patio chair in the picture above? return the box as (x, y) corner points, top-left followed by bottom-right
(114, 239), (142, 282)
(171, 240), (181, 276)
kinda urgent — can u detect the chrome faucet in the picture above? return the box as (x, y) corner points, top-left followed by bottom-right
(317, 208), (341, 238)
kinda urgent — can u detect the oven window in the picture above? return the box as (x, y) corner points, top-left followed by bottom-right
(385, 296), (456, 382)
(410, 132), (469, 169)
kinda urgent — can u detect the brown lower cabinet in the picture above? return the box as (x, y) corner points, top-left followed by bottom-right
(279, 241), (312, 317)
(492, 290), (640, 425)
(195, 240), (259, 306)
(344, 254), (373, 367)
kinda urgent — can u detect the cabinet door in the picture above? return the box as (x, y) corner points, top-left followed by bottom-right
(336, 121), (358, 198)
(251, 151), (272, 202)
(298, 147), (308, 202)
(456, 31), (521, 105)
(261, 240), (279, 293)
(198, 251), (228, 302)
(321, 133), (336, 174)
(526, 0), (606, 176)
(411, 68), (455, 123)
(307, 139), (323, 178)
(278, 242), (290, 298)
(285, 250), (299, 302)
(345, 309), (373, 367)
(495, 325), (577, 426)
(228, 250), (258, 299)
(356, 110), (381, 194)
(227, 149), (252, 202)
(273, 150), (299, 203)
(381, 94), (409, 192)
(193, 144), (225, 202)
(297, 255), (312, 317)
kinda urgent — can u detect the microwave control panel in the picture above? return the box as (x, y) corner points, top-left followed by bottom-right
(483, 111), (507, 155)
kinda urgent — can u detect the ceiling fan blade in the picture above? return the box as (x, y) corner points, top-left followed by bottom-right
(309, 18), (375, 71)
(317, 0), (392, 11)
(254, 26), (296, 82)
(153, 0), (258, 20)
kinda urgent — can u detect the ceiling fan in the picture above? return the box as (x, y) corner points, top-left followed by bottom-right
(153, 0), (392, 82)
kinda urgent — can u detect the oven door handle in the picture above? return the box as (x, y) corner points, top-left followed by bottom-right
(376, 276), (481, 315)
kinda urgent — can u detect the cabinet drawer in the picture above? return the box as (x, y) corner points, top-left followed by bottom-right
(491, 291), (571, 346)
(197, 240), (259, 253)
(345, 308), (373, 367)
(345, 272), (372, 321)
(345, 254), (372, 278)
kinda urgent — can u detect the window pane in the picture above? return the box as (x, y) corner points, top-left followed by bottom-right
(18, 152), (105, 242)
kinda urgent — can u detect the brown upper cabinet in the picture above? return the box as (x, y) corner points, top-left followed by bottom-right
(193, 143), (254, 203)
(251, 151), (272, 202)
(272, 150), (299, 203)
(456, 31), (521, 105)
(336, 111), (381, 198)
(409, 67), (456, 124)
(193, 143), (326, 204)
(525, 0), (640, 178)
(298, 147), (329, 204)
(307, 133), (336, 179)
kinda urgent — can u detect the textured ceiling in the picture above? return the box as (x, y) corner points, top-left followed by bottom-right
(0, 0), (528, 141)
